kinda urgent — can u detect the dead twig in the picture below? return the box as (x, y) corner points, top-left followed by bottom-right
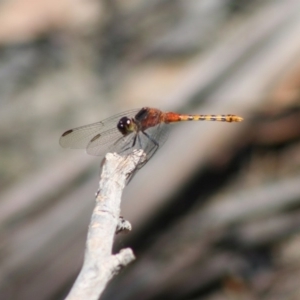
(65, 150), (145, 300)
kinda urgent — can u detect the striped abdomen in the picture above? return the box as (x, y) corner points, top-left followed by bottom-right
(163, 112), (243, 123)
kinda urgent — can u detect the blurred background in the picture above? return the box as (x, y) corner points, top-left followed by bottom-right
(1, 0), (300, 299)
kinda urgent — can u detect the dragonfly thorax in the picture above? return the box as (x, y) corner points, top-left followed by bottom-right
(117, 117), (137, 135)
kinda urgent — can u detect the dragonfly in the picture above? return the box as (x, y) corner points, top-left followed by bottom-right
(59, 107), (243, 167)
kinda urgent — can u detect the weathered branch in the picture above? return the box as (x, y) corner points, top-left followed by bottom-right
(65, 150), (145, 300)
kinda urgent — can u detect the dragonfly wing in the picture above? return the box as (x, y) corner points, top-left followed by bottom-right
(86, 130), (135, 156)
(59, 109), (139, 151)
(135, 122), (170, 163)
(60, 121), (108, 149)
(88, 120), (169, 160)
(145, 121), (170, 153)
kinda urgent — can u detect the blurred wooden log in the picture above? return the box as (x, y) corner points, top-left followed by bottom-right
(0, 156), (94, 228)
(0, 177), (94, 300)
(0, 0), (103, 44)
(104, 174), (300, 300)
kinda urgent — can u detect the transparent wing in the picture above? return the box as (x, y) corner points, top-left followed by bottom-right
(88, 121), (170, 159)
(86, 124), (167, 158)
(113, 122), (170, 161)
(139, 121), (170, 161)
(86, 130), (137, 156)
(59, 109), (139, 153)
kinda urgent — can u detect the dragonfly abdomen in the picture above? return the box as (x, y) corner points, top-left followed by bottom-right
(163, 112), (243, 123)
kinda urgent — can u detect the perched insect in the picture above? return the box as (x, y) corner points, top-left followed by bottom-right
(60, 107), (243, 165)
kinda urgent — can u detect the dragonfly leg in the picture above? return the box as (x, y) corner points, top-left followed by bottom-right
(117, 133), (138, 154)
(142, 131), (159, 147)
(137, 133), (142, 148)
(132, 134), (137, 147)
(141, 131), (159, 159)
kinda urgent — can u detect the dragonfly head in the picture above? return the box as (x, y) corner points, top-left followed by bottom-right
(117, 117), (136, 135)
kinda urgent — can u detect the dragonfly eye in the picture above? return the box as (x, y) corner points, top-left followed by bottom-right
(117, 117), (134, 135)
